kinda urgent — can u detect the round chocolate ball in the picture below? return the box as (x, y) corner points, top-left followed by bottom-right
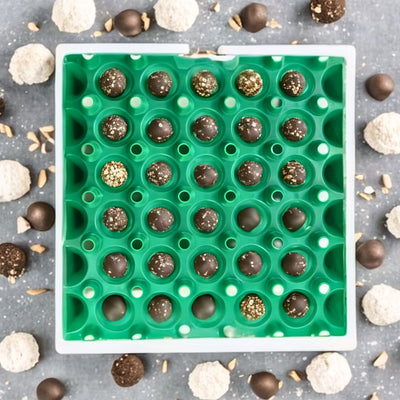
(282, 117), (307, 142)
(282, 208), (306, 232)
(26, 202), (55, 231)
(192, 70), (218, 97)
(148, 252), (175, 278)
(356, 239), (385, 269)
(237, 116), (262, 143)
(99, 68), (126, 98)
(36, 377), (66, 400)
(281, 161), (306, 185)
(103, 207), (128, 232)
(236, 69), (263, 97)
(240, 3), (268, 33)
(282, 252), (307, 276)
(194, 164), (218, 188)
(101, 115), (128, 141)
(249, 371), (280, 400)
(192, 295), (216, 320)
(101, 161), (128, 187)
(148, 295), (172, 322)
(280, 70), (306, 97)
(194, 253), (218, 278)
(146, 161), (172, 186)
(103, 253), (128, 278)
(148, 71), (172, 98)
(147, 118), (174, 143)
(310, 0), (346, 23)
(111, 354), (144, 387)
(147, 207), (174, 232)
(102, 295), (127, 321)
(193, 116), (218, 141)
(237, 161), (263, 186)
(0, 243), (27, 282)
(240, 294), (265, 321)
(238, 251), (262, 276)
(237, 207), (261, 232)
(283, 292), (309, 318)
(114, 9), (143, 37)
(194, 207), (219, 233)
(366, 73), (395, 101)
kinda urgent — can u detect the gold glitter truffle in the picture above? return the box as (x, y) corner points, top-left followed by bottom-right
(236, 69), (263, 97)
(101, 161), (128, 187)
(240, 294), (265, 321)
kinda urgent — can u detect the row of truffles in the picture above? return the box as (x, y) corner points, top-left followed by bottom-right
(98, 67), (307, 99)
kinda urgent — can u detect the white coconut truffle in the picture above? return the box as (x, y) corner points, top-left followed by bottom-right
(0, 332), (39, 373)
(154, 0), (199, 32)
(306, 352), (352, 394)
(362, 284), (400, 326)
(364, 112), (400, 155)
(386, 205), (400, 239)
(52, 0), (96, 33)
(9, 44), (54, 85)
(0, 160), (31, 202)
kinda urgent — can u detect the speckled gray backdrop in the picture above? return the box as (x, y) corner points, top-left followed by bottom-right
(0, 0), (399, 399)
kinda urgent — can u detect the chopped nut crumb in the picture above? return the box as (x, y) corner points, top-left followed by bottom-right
(355, 281), (364, 287)
(355, 174), (365, 181)
(382, 174), (392, 189)
(0, 123), (13, 138)
(27, 22), (40, 32)
(48, 165), (56, 173)
(357, 192), (373, 201)
(355, 232), (363, 243)
(266, 18), (282, 29)
(291, 39), (299, 45)
(39, 125), (55, 143)
(228, 16), (242, 32)
(93, 30), (102, 37)
(17, 216), (31, 234)
(29, 143), (40, 152)
(373, 351), (388, 369)
(364, 186), (376, 196)
(142, 12), (151, 31)
(41, 142), (48, 154)
(287, 370), (305, 382)
(227, 358), (237, 371)
(382, 187), (390, 195)
(37, 169), (47, 188)
(278, 380), (283, 389)
(211, 1), (220, 12)
(26, 288), (52, 296)
(104, 18), (113, 32)
(161, 359), (168, 373)
(370, 393), (381, 400)
(31, 244), (48, 254)
(27, 130), (40, 144)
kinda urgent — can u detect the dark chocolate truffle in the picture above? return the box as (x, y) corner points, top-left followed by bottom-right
(101, 115), (128, 141)
(282, 208), (306, 232)
(0, 97), (5, 116)
(356, 240), (385, 269)
(282, 252), (307, 276)
(192, 70), (218, 97)
(103, 207), (128, 232)
(237, 207), (261, 232)
(237, 161), (263, 186)
(310, 0), (346, 24)
(99, 68), (126, 98)
(281, 161), (306, 185)
(148, 71), (172, 98)
(238, 251), (262, 276)
(192, 295), (216, 320)
(240, 3), (268, 33)
(147, 207), (174, 232)
(236, 69), (263, 97)
(102, 295), (127, 321)
(148, 252), (175, 278)
(111, 354), (144, 387)
(240, 294), (265, 320)
(282, 117), (307, 142)
(0, 243), (27, 283)
(146, 161), (172, 186)
(194, 208), (219, 233)
(103, 253), (128, 278)
(366, 74), (395, 101)
(26, 202), (55, 231)
(101, 161), (128, 187)
(280, 70), (306, 97)
(249, 372), (280, 400)
(237, 117), (262, 143)
(283, 292), (309, 318)
(193, 116), (218, 141)
(194, 164), (218, 188)
(148, 295), (172, 322)
(194, 253), (218, 278)
(114, 9), (143, 37)
(147, 118), (174, 143)
(36, 377), (66, 400)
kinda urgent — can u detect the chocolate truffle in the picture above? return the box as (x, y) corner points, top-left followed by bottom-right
(281, 161), (306, 185)
(192, 295), (216, 320)
(283, 292), (309, 318)
(101, 161), (128, 187)
(148, 252), (175, 278)
(249, 372), (280, 400)
(282, 252), (307, 276)
(114, 9), (143, 37)
(147, 118), (174, 143)
(237, 161), (263, 186)
(236, 69), (263, 97)
(146, 161), (172, 186)
(194, 208), (219, 233)
(101, 115), (128, 141)
(103, 207), (128, 232)
(193, 116), (218, 141)
(237, 117), (262, 143)
(366, 74), (395, 101)
(0, 243), (27, 283)
(240, 3), (268, 33)
(283, 208), (306, 232)
(148, 295), (172, 322)
(99, 68), (126, 98)
(240, 294), (265, 321)
(237, 207), (261, 232)
(194, 164), (218, 188)
(148, 71), (172, 97)
(192, 70), (217, 97)
(111, 354), (144, 387)
(36, 378), (65, 400)
(102, 295), (127, 321)
(147, 207), (174, 232)
(238, 251), (262, 276)
(26, 202), (55, 231)
(310, 0), (346, 24)
(280, 70), (306, 97)
(356, 239), (385, 269)
(103, 253), (128, 278)
(282, 117), (307, 142)
(194, 253), (218, 278)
